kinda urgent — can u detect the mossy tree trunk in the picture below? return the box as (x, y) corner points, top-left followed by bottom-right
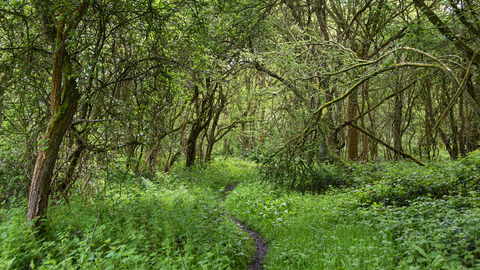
(423, 79), (434, 159)
(185, 79), (215, 167)
(393, 80), (404, 160)
(27, 0), (89, 228)
(458, 94), (467, 157)
(205, 88), (226, 163)
(28, 54), (80, 227)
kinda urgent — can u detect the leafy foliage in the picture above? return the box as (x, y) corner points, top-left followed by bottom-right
(354, 152), (480, 207)
(253, 138), (355, 194)
(0, 159), (255, 269)
(225, 155), (480, 269)
(0, 136), (30, 204)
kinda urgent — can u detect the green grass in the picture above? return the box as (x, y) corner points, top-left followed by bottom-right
(225, 183), (397, 269)
(0, 158), (256, 270)
(2, 156), (480, 269)
(224, 153), (480, 269)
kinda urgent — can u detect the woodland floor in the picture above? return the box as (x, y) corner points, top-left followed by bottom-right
(2, 158), (480, 269)
(224, 184), (268, 270)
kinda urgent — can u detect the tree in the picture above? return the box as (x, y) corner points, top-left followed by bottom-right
(27, 0), (89, 227)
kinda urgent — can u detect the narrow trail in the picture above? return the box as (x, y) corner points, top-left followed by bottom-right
(224, 184), (268, 270)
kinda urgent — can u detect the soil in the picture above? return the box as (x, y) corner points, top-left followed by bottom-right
(224, 184), (268, 270)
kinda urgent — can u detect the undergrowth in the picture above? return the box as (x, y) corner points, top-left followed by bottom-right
(225, 183), (397, 269)
(225, 152), (480, 269)
(2, 153), (480, 269)
(0, 158), (255, 269)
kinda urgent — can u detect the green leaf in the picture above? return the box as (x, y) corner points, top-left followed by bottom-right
(87, 252), (95, 261)
(413, 244), (427, 258)
(106, 251), (115, 258)
(432, 254), (445, 267)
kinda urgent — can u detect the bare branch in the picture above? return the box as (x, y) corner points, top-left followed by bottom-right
(71, 119), (109, 126)
(349, 122), (426, 166)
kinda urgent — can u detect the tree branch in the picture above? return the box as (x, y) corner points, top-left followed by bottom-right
(251, 61), (308, 103)
(412, 0), (480, 64)
(349, 122), (426, 166)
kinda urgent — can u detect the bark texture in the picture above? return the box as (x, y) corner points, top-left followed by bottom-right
(27, 1), (89, 227)
(28, 55), (79, 226)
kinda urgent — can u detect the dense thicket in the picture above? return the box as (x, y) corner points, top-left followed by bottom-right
(1, 0), (480, 260)
(0, 0), (274, 221)
(248, 0), (480, 193)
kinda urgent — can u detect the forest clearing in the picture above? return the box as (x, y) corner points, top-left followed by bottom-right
(1, 0), (480, 269)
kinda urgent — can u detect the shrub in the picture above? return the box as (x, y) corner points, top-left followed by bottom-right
(355, 156), (480, 207)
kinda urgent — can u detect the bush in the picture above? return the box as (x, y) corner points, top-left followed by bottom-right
(355, 156), (480, 207)
(259, 150), (355, 194)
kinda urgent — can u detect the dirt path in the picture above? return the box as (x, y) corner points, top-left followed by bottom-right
(224, 184), (268, 270)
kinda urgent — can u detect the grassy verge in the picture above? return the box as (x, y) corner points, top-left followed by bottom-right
(2, 155), (480, 269)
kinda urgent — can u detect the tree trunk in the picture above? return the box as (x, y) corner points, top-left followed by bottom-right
(28, 0), (88, 227)
(349, 122), (426, 166)
(449, 106), (459, 160)
(458, 94), (467, 157)
(0, 65), (7, 124)
(56, 140), (84, 196)
(442, 84), (459, 159)
(393, 83), (404, 160)
(205, 89), (226, 163)
(347, 90), (358, 160)
(361, 86), (368, 162)
(165, 150), (182, 172)
(185, 125), (202, 167)
(364, 85), (378, 160)
(28, 54), (79, 227)
(185, 80), (215, 167)
(423, 79), (435, 159)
